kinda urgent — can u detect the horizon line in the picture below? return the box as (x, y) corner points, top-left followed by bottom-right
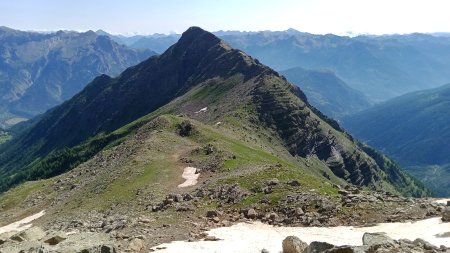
(2, 25), (450, 38)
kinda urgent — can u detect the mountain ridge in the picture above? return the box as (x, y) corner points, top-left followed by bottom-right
(102, 30), (450, 102)
(0, 27), (428, 197)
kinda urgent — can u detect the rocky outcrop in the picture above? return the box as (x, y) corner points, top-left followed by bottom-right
(149, 184), (442, 228)
(252, 73), (427, 196)
(283, 234), (449, 253)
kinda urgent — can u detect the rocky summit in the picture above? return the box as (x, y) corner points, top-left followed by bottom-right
(0, 27), (436, 252)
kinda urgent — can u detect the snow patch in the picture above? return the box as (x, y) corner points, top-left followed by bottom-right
(177, 167), (199, 188)
(195, 107), (208, 114)
(0, 210), (45, 235)
(152, 217), (450, 253)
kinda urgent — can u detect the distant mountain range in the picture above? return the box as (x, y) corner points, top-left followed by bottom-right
(102, 30), (450, 102)
(343, 84), (450, 196)
(0, 26), (155, 127)
(280, 67), (371, 119)
(0, 27), (427, 198)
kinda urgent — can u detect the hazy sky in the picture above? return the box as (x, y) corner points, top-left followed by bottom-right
(1, 0), (449, 35)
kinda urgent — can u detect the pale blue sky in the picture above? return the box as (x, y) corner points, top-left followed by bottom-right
(1, 0), (449, 35)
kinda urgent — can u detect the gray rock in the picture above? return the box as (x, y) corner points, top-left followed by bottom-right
(246, 208), (258, 219)
(269, 212), (279, 221)
(413, 238), (438, 250)
(204, 235), (221, 241)
(325, 246), (355, 253)
(263, 186), (273, 194)
(100, 244), (117, 253)
(287, 180), (300, 187)
(44, 233), (67, 245)
(206, 210), (219, 218)
(173, 194), (184, 203)
(261, 249), (270, 253)
(305, 241), (335, 253)
(362, 232), (394, 246)
(295, 208), (304, 217)
(282, 236), (308, 253)
(10, 234), (25, 242)
(127, 238), (145, 252)
(267, 178), (280, 186)
(17, 227), (46, 241)
(442, 207), (450, 221)
(325, 246), (369, 253)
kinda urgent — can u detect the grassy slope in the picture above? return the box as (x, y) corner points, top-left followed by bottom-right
(0, 71), (427, 196)
(0, 72), (429, 226)
(0, 113), (339, 226)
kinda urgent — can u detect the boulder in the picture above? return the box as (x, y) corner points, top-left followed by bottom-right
(413, 238), (438, 250)
(326, 246), (369, 253)
(204, 235), (221, 241)
(269, 212), (279, 221)
(10, 234), (25, 242)
(326, 246), (355, 253)
(79, 246), (113, 253)
(295, 208), (304, 217)
(287, 180), (300, 187)
(267, 178), (280, 186)
(44, 233), (67, 245)
(203, 144), (215, 155)
(282, 236), (308, 253)
(246, 208), (258, 219)
(18, 227), (46, 241)
(305, 241), (334, 253)
(173, 194), (184, 203)
(362, 232), (394, 246)
(127, 238), (145, 252)
(442, 207), (450, 222)
(206, 210), (219, 218)
(101, 244), (117, 253)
